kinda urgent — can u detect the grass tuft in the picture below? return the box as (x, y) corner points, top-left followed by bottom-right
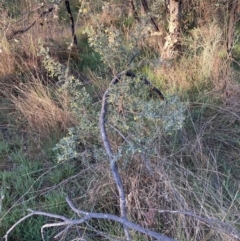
(5, 78), (77, 138)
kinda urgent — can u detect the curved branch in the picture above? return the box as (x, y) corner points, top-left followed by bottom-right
(6, 20), (36, 40)
(4, 197), (177, 241)
(112, 70), (165, 100)
(66, 197), (177, 241)
(99, 70), (130, 239)
(99, 70), (165, 240)
(126, 70), (165, 100)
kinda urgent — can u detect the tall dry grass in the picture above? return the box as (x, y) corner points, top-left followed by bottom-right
(7, 78), (76, 136)
(0, 0), (81, 139)
(145, 22), (231, 97)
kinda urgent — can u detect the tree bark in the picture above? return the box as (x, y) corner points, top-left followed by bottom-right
(162, 0), (182, 59)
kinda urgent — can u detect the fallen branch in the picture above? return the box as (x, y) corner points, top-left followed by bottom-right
(4, 198), (239, 241)
(3, 197), (177, 241)
(99, 70), (165, 240)
(99, 70), (131, 240)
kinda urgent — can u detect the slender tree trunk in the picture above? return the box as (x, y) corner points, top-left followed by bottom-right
(162, 0), (182, 59)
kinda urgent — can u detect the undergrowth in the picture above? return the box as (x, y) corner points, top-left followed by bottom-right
(0, 1), (240, 241)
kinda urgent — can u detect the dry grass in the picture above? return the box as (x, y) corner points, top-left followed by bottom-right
(0, 0), (80, 138)
(2, 77), (77, 137)
(146, 22), (231, 98)
(0, 1), (240, 240)
(0, 38), (17, 77)
(85, 69), (110, 100)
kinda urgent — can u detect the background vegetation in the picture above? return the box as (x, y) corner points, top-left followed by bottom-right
(0, 0), (240, 240)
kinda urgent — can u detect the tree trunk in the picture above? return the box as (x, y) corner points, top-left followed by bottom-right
(162, 0), (182, 59)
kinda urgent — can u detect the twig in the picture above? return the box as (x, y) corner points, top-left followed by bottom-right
(129, 0), (140, 22)
(3, 212), (34, 240)
(107, 123), (132, 145)
(141, 153), (153, 175)
(140, 0), (160, 31)
(53, 225), (72, 239)
(11, 5), (44, 25)
(65, 0), (78, 47)
(125, 71), (165, 100)
(6, 20), (37, 40)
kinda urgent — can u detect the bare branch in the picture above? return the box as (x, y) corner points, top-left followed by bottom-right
(125, 70), (165, 100)
(99, 70), (131, 240)
(68, 196), (178, 241)
(4, 196), (178, 241)
(6, 20), (37, 40)
(53, 225), (72, 239)
(5, 1), (63, 41)
(5, 199), (240, 241)
(140, 0), (160, 31)
(3, 207), (86, 241)
(107, 123), (132, 146)
(99, 70), (165, 240)
(3, 212), (34, 241)
(129, 0), (141, 22)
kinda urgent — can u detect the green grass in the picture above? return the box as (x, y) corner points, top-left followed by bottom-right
(0, 128), (77, 240)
